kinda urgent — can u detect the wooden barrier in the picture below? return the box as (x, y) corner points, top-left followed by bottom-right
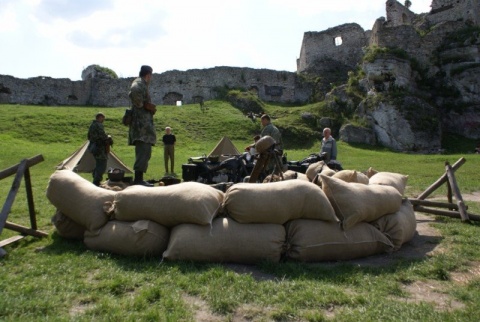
(409, 157), (478, 222)
(0, 155), (48, 257)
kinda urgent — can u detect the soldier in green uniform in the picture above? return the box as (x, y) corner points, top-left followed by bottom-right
(128, 65), (157, 186)
(87, 112), (111, 186)
(260, 114), (283, 152)
(259, 114), (284, 174)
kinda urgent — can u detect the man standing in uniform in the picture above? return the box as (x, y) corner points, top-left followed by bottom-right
(87, 112), (112, 186)
(128, 65), (157, 186)
(260, 114), (283, 152)
(162, 126), (176, 175)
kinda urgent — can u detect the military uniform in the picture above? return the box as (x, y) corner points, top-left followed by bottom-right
(261, 123), (283, 151)
(88, 119), (109, 185)
(129, 77), (157, 182)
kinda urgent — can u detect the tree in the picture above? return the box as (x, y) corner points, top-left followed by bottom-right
(404, 0), (412, 9)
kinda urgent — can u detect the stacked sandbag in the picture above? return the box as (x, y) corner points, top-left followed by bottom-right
(371, 199), (417, 250)
(46, 170), (114, 231)
(223, 180), (338, 224)
(320, 174), (402, 230)
(331, 170), (369, 184)
(113, 182), (224, 227)
(163, 217), (285, 264)
(286, 219), (393, 261)
(51, 210), (85, 240)
(306, 161), (335, 181)
(369, 171), (408, 195)
(84, 220), (169, 257)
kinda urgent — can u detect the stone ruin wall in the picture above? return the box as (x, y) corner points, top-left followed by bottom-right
(297, 0), (480, 75)
(296, 23), (368, 73)
(428, 0), (480, 25)
(0, 67), (312, 107)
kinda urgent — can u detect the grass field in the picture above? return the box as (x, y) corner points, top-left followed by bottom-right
(0, 103), (479, 321)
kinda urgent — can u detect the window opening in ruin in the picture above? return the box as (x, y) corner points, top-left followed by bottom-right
(176, 100), (182, 106)
(402, 13), (407, 23)
(334, 36), (343, 46)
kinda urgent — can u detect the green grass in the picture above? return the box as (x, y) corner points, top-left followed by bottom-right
(1, 103), (479, 321)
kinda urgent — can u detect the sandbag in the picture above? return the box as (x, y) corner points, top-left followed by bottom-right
(46, 170), (114, 231)
(320, 174), (402, 230)
(285, 219), (393, 262)
(223, 180), (338, 224)
(365, 167), (379, 178)
(255, 135), (275, 153)
(369, 171), (409, 195)
(113, 182), (223, 227)
(305, 161), (327, 181)
(356, 172), (370, 184)
(163, 217), (285, 264)
(51, 210), (85, 240)
(84, 220), (169, 257)
(371, 199), (417, 250)
(332, 170), (358, 183)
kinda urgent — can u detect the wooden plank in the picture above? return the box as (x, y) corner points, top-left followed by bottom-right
(0, 160), (27, 235)
(4, 221), (48, 238)
(0, 235), (25, 248)
(417, 157), (466, 200)
(409, 198), (461, 210)
(0, 155), (44, 180)
(445, 162), (469, 221)
(414, 206), (480, 221)
(24, 167), (38, 230)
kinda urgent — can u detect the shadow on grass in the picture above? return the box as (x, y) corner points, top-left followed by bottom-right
(37, 216), (446, 284)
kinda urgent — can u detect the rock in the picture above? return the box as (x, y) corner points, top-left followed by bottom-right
(339, 124), (376, 145)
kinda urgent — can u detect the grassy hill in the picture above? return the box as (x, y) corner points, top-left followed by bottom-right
(0, 103), (479, 321)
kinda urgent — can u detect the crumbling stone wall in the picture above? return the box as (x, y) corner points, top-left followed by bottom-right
(428, 0), (480, 25)
(297, 23), (368, 73)
(0, 67), (313, 106)
(385, 0), (416, 27)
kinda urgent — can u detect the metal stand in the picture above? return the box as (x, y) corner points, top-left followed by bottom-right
(248, 146), (284, 183)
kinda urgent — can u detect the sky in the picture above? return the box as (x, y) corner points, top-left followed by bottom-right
(0, 0), (433, 81)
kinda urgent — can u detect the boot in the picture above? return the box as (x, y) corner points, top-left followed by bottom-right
(134, 171), (153, 187)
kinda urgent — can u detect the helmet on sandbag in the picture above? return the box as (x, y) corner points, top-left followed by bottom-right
(255, 136), (275, 153)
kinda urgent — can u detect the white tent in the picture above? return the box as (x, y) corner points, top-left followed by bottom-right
(56, 141), (133, 173)
(208, 136), (241, 161)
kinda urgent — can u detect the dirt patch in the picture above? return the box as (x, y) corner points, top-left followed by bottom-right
(450, 261), (480, 285)
(182, 294), (225, 322)
(400, 280), (465, 311)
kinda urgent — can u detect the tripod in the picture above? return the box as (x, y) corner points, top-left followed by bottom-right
(248, 145), (284, 183)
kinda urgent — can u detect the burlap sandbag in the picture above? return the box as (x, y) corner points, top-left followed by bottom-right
(296, 172), (309, 181)
(223, 180), (338, 224)
(356, 172), (370, 184)
(305, 161), (326, 181)
(332, 170), (358, 183)
(320, 174), (402, 230)
(84, 220), (169, 257)
(285, 219), (393, 262)
(113, 182), (223, 227)
(46, 170), (114, 231)
(369, 171), (409, 195)
(163, 217), (285, 264)
(371, 199), (417, 250)
(255, 135), (275, 153)
(365, 167), (379, 178)
(51, 210), (85, 240)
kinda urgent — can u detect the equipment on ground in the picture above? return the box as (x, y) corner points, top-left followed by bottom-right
(287, 152), (343, 173)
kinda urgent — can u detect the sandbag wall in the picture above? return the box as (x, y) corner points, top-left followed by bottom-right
(46, 167), (417, 263)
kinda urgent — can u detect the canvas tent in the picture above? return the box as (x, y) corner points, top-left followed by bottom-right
(56, 141), (132, 173)
(208, 136), (241, 161)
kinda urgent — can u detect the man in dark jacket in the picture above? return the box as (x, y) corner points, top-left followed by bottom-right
(88, 112), (111, 186)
